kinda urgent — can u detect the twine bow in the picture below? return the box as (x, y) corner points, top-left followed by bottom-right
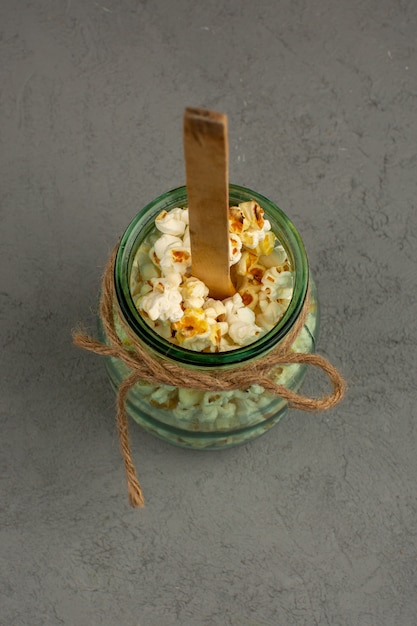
(73, 245), (346, 507)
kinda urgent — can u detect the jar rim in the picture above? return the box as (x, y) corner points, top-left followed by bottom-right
(114, 184), (309, 367)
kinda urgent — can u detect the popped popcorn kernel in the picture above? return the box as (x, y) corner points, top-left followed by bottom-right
(239, 282), (260, 310)
(172, 308), (212, 350)
(228, 206), (246, 234)
(173, 308), (208, 338)
(181, 276), (209, 309)
(248, 264), (265, 284)
(203, 297), (227, 320)
(235, 249), (259, 277)
(261, 268), (294, 300)
(155, 207), (188, 236)
(256, 301), (286, 331)
(233, 201), (264, 230)
(240, 229), (266, 250)
(178, 387), (205, 408)
(140, 273), (183, 322)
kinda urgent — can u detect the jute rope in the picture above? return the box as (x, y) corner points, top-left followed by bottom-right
(73, 245), (346, 507)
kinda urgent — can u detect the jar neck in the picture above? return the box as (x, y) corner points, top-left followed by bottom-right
(114, 184), (309, 368)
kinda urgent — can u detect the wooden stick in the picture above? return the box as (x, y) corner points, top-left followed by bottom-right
(183, 107), (235, 299)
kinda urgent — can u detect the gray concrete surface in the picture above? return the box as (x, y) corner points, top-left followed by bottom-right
(1, 1), (417, 624)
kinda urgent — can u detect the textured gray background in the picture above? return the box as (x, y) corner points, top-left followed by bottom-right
(1, 1), (417, 625)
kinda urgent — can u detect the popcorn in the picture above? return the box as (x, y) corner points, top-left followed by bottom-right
(205, 321), (228, 352)
(238, 280), (260, 310)
(239, 200), (268, 230)
(261, 268), (293, 300)
(223, 293), (263, 346)
(172, 308), (212, 351)
(187, 391), (238, 425)
(223, 292), (245, 318)
(149, 386), (177, 408)
(177, 387), (205, 408)
(229, 201), (267, 232)
(151, 234), (191, 275)
(140, 273), (183, 322)
(151, 234), (181, 264)
(155, 207), (188, 236)
(256, 301), (286, 331)
(235, 249), (259, 278)
(229, 201), (273, 255)
(130, 200), (294, 352)
(181, 276), (209, 309)
(240, 229), (266, 249)
(247, 263), (266, 285)
(203, 297), (227, 320)
(228, 307), (262, 346)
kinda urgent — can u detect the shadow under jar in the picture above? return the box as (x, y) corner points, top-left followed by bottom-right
(98, 184), (319, 449)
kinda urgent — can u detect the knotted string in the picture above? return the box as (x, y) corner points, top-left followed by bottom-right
(73, 245), (346, 507)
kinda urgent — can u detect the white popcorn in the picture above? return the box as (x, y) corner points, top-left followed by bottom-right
(177, 387), (205, 408)
(215, 402), (237, 428)
(140, 273), (183, 322)
(223, 292), (245, 318)
(223, 295), (263, 346)
(149, 386), (176, 408)
(200, 404), (219, 422)
(201, 392), (236, 424)
(256, 301), (286, 331)
(155, 207), (188, 236)
(151, 234), (192, 275)
(164, 247), (191, 274)
(181, 276), (209, 309)
(228, 321), (261, 346)
(261, 268), (294, 300)
(241, 201), (265, 228)
(151, 234), (181, 265)
(203, 298), (227, 320)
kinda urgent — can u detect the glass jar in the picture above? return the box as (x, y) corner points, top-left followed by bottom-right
(98, 184), (319, 450)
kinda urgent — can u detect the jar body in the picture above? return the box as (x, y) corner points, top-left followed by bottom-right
(99, 185), (319, 450)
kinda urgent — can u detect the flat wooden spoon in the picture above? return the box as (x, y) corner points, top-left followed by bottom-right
(183, 107), (236, 300)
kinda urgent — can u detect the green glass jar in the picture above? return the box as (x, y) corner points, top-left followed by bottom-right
(98, 184), (319, 449)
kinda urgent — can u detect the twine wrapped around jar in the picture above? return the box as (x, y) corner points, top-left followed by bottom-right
(73, 245), (346, 508)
